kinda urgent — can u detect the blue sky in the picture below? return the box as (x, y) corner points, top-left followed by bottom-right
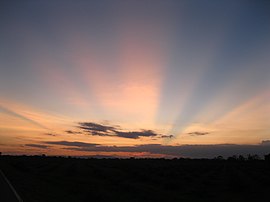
(0, 0), (269, 157)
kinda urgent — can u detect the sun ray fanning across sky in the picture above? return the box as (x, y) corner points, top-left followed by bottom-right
(1, 0), (270, 157)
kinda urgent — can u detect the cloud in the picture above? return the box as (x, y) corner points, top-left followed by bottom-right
(188, 132), (209, 136)
(261, 140), (270, 145)
(77, 122), (159, 139)
(65, 130), (82, 134)
(78, 122), (116, 132)
(25, 144), (49, 149)
(44, 133), (57, 136)
(44, 140), (270, 158)
(78, 122), (116, 136)
(44, 141), (98, 148)
(160, 135), (174, 138)
(114, 130), (158, 139)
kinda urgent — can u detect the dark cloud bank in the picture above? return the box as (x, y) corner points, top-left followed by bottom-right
(33, 121), (269, 158)
(43, 140), (270, 158)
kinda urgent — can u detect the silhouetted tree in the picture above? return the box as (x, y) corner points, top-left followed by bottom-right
(247, 154), (260, 161)
(214, 155), (224, 160)
(227, 155), (238, 161)
(264, 154), (270, 161)
(238, 155), (245, 161)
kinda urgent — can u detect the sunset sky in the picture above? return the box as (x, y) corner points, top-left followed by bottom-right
(1, 0), (270, 158)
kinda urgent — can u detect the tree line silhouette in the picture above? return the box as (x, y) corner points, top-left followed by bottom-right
(1, 154), (270, 202)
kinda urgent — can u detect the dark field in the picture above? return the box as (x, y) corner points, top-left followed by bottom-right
(1, 156), (270, 202)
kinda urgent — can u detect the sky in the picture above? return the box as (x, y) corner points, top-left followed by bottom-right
(0, 0), (270, 158)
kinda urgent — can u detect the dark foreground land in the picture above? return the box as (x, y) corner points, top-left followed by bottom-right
(1, 156), (270, 202)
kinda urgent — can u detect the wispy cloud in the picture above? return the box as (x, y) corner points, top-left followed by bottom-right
(43, 141), (98, 148)
(65, 130), (82, 134)
(160, 135), (174, 139)
(25, 144), (49, 149)
(114, 130), (158, 139)
(77, 122), (160, 139)
(188, 132), (209, 136)
(78, 122), (116, 135)
(44, 133), (57, 136)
